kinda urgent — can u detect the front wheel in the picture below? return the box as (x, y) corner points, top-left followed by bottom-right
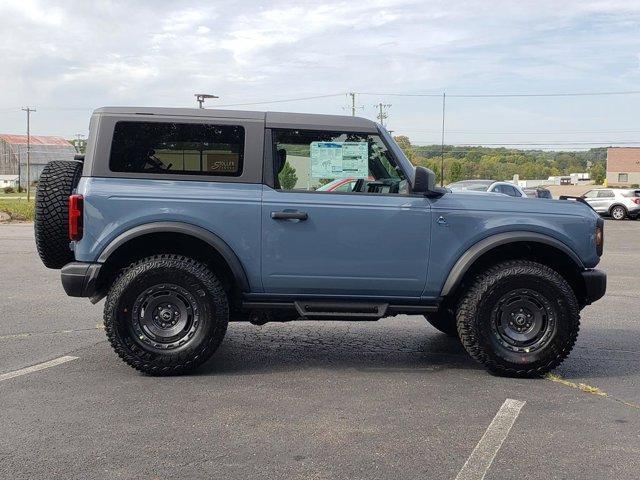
(456, 260), (580, 377)
(104, 255), (229, 375)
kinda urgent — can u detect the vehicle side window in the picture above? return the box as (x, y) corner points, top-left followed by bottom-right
(272, 129), (408, 195)
(494, 184), (518, 196)
(597, 190), (614, 198)
(583, 190), (597, 198)
(109, 121), (245, 176)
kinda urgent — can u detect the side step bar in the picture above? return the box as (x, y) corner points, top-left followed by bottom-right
(241, 298), (438, 321)
(295, 301), (387, 320)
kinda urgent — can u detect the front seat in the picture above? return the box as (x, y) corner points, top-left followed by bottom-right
(273, 148), (287, 189)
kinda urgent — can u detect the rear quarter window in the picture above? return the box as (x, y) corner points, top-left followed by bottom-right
(109, 121), (245, 176)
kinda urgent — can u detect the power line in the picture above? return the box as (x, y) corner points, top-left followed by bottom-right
(411, 141), (639, 146)
(400, 128), (640, 135)
(212, 93), (345, 108)
(357, 90), (640, 98)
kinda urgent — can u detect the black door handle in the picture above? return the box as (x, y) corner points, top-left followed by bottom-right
(271, 211), (308, 221)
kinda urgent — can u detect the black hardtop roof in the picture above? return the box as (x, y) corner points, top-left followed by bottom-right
(93, 107), (378, 131)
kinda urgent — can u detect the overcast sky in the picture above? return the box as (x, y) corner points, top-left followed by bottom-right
(1, 0), (639, 148)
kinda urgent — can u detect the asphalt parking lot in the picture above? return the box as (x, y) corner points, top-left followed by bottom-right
(1, 220), (639, 480)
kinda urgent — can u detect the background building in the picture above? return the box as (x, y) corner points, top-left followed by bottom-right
(607, 147), (640, 186)
(0, 134), (76, 187)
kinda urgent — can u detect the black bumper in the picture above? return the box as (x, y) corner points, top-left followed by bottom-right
(581, 269), (606, 304)
(61, 262), (101, 298)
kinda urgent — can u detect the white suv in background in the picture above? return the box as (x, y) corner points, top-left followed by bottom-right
(581, 188), (640, 220)
(447, 180), (527, 197)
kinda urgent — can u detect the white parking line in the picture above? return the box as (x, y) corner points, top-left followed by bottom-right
(455, 398), (526, 480)
(0, 355), (79, 382)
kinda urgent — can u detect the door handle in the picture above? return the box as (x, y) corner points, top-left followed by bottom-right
(271, 211), (308, 221)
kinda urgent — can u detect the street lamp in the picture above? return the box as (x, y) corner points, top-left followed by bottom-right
(195, 94), (219, 109)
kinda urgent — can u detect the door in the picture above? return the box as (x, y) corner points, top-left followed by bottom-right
(261, 128), (431, 297)
(582, 189), (602, 211)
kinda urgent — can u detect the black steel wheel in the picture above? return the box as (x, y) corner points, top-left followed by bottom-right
(130, 284), (202, 351)
(456, 260), (580, 377)
(490, 288), (556, 354)
(104, 255), (228, 375)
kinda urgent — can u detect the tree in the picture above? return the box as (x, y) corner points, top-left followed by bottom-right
(589, 164), (605, 185)
(279, 162), (298, 189)
(448, 161), (464, 182)
(393, 135), (418, 164)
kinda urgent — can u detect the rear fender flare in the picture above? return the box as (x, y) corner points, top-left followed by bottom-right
(97, 221), (250, 292)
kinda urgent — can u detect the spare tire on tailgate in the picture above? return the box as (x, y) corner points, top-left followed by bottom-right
(35, 160), (83, 269)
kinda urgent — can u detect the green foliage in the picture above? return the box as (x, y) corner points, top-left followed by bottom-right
(393, 135), (418, 164)
(279, 162), (298, 190)
(0, 200), (35, 221)
(396, 137), (606, 185)
(448, 161), (464, 183)
(589, 164), (606, 185)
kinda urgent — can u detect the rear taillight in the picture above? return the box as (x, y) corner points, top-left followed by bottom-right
(68, 194), (83, 241)
(595, 223), (604, 257)
(632, 198), (640, 205)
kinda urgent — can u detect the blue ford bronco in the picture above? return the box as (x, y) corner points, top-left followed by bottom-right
(34, 107), (606, 377)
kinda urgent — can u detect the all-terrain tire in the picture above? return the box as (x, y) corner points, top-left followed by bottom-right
(34, 160), (83, 268)
(424, 310), (457, 337)
(456, 260), (580, 378)
(104, 255), (229, 375)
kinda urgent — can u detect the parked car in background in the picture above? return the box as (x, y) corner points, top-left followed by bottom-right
(581, 188), (640, 220)
(447, 179), (527, 197)
(523, 187), (553, 199)
(317, 177), (358, 192)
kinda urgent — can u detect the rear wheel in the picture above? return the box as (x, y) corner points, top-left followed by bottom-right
(610, 205), (626, 220)
(34, 160), (83, 268)
(456, 260), (580, 377)
(104, 255), (229, 375)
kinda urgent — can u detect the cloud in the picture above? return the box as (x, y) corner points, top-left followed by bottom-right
(0, 0), (638, 145)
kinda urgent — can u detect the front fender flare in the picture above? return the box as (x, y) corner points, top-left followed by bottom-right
(440, 231), (585, 297)
(97, 221), (250, 292)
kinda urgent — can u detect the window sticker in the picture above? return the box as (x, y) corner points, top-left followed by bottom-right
(310, 141), (368, 179)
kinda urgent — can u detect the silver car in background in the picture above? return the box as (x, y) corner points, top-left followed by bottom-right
(581, 188), (640, 220)
(447, 179), (527, 197)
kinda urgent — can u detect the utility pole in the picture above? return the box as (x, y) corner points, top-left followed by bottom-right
(374, 102), (391, 127)
(22, 107), (36, 201)
(75, 133), (85, 153)
(440, 92), (446, 187)
(195, 93), (218, 109)
(349, 92), (356, 116)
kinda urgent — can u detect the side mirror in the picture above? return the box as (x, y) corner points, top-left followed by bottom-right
(413, 166), (446, 197)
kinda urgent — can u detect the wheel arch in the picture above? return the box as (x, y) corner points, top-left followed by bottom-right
(440, 232), (586, 304)
(95, 222), (250, 300)
(608, 203), (627, 215)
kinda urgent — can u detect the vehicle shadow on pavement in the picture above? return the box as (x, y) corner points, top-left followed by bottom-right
(196, 322), (481, 376)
